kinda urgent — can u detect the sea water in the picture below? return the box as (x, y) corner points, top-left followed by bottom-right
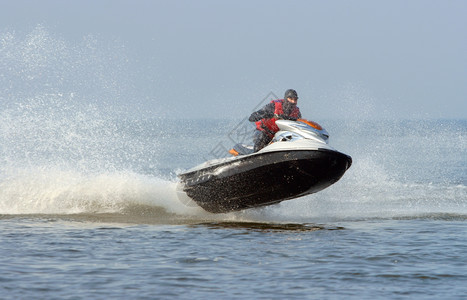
(1, 27), (466, 299)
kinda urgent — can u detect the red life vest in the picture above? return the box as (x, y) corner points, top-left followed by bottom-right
(255, 99), (300, 137)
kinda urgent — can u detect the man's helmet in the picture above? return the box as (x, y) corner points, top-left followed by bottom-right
(284, 89), (298, 99)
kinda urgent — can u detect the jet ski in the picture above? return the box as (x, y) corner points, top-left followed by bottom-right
(177, 119), (352, 213)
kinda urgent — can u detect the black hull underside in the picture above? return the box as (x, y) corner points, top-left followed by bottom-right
(179, 149), (352, 213)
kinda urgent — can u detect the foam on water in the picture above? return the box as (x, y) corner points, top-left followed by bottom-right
(0, 94), (199, 216)
(1, 169), (166, 214)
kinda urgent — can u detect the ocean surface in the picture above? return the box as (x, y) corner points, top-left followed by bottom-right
(1, 27), (467, 299)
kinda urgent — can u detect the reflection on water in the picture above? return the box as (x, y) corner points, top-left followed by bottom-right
(192, 222), (344, 232)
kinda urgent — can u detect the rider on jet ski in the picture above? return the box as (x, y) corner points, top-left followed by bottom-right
(249, 89), (302, 152)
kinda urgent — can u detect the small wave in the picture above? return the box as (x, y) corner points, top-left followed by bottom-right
(391, 213), (467, 221)
(0, 168), (203, 216)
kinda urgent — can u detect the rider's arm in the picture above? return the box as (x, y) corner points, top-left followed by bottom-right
(248, 103), (275, 122)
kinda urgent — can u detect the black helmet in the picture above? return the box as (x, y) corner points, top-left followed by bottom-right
(284, 89), (298, 100)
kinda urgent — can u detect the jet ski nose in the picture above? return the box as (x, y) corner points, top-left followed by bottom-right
(345, 155), (353, 169)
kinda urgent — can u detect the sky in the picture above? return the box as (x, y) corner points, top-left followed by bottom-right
(1, 0), (466, 120)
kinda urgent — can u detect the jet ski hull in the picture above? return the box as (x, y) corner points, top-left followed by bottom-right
(178, 149), (352, 213)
